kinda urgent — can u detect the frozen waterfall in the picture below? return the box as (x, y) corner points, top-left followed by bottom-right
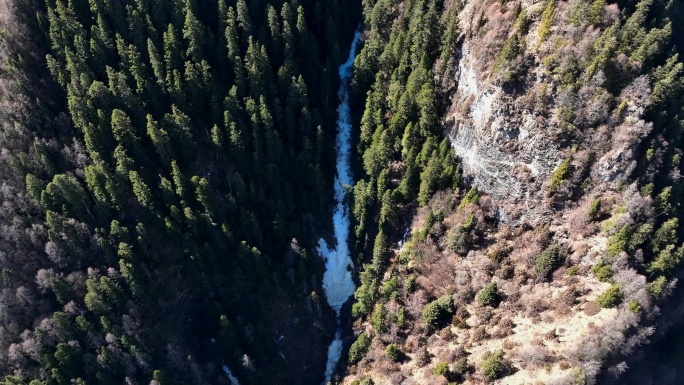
(317, 29), (362, 385)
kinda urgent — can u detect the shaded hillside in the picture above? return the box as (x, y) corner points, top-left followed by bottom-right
(0, 0), (359, 384)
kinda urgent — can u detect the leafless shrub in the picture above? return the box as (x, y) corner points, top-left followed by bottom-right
(415, 345), (431, 365)
(619, 326), (654, 356)
(611, 267), (645, 298)
(568, 307), (642, 370)
(65, 271), (86, 294)
(470, 325), (489, 344)
(406, 289), (429, 318)
(570, 244), (591, 267)
(512, 230), (545, 267)
(474, 1), (516, 68)
(620, 75), (652, 119)
(35, 268), (56, 293)
(514, 343), (553, 370)
(607, 361), (628, 378)
(492, 316), (514, 338)
(63, 301), (78, 314)
(521, 292), (550, 317)
(502, 338), (518, 350)
(405, 334), (425, 355)
(552, 301), (573, 316)
(411, 239), (436, 264)
(425, 374), (449, 385)
(374, 352), (396, 375)
(566, 200), (597, 237)
(387, 371), (405, 383)
(553, 286), (577, 310)
(612, 115), (653, 149)
(473, 304), (494, 325)
(62, 138), (90, 170)
(452, 314), (469, 329)
(602, 3), (621, 24)
(583, 360), (603, 385)
(438, 327), (455, 342)
(499, 279), (519, 300)
(44, 241), (67, 268)
(541, 311), (556, 323)
(455, 306), (470, 320)
(495, 263), (514, 280)
(470, 254), (496, 290)
(454, 283), (475, 308)
(165, 342), (187, 371)
(545, 328), (559, 341)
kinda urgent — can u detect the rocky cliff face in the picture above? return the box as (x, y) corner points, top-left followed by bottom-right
(443, 0), (653, 224)
(445, 34), (560, 222)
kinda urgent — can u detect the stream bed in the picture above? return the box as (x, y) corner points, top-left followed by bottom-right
(317, 30), (362, 385)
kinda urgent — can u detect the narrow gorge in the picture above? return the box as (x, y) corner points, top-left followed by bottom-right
(0, 0), (683, 385)
(318, 30), (362, 384)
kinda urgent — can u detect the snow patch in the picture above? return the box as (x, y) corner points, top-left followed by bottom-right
(222, 365), (240, 385)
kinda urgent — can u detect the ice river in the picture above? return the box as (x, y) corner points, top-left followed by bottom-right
(316, 30), (362, 385)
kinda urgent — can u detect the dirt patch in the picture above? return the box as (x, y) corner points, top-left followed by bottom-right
(584, 301), (601, 316)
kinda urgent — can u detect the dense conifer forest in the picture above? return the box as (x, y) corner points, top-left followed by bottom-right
(0, 0), (358, 383)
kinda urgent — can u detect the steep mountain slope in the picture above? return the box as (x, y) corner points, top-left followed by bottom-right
(341, 0), (684, 384)
(0, 0), (359, 384)
(1, 0), (683, 384)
